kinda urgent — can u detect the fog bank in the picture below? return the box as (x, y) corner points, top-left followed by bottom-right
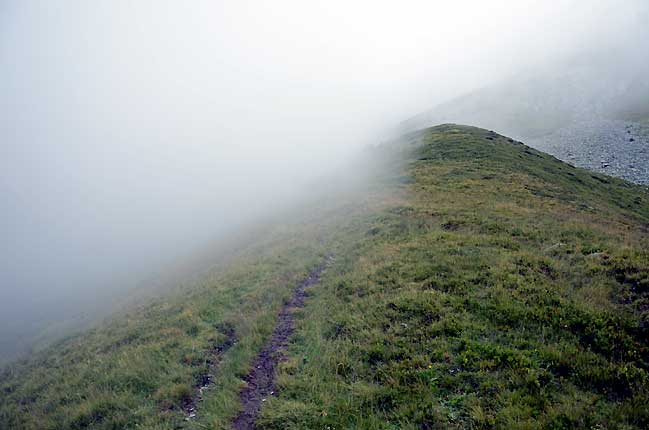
(2, 0), (648, 360)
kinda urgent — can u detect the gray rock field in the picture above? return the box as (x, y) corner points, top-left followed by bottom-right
(526, 119), (649, 185)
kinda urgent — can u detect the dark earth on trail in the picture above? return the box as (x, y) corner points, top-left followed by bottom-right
(232, 256), (332, 430)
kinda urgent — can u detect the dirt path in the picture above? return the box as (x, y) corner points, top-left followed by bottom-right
(232, 256), (332, 430)
(183, 323), (237, 420)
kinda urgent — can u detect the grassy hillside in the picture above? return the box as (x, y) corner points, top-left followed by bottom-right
(2, 125), (648, 429)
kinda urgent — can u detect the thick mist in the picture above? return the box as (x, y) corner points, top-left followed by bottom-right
(2, 0), (647, 360)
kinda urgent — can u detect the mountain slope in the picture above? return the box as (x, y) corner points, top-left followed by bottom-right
(401, 60), (649, 139)
(2, 125), (649, 429)
(398, 61), (649, 186)
(259, 125), (649, 429)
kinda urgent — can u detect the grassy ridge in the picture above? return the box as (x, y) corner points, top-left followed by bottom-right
(260, 125), (649, 429)
(2, 124), (648, 429)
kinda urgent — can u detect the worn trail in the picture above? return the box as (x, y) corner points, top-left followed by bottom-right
(232, 256), (332, 430)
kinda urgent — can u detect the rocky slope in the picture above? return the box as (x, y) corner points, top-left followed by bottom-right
(527, 119), (649, 185)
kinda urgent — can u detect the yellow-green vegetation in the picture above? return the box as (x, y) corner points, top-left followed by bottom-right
(2, 125), (648, 429)
(0, 229), (329, 429)
(261, 125), (649, 429)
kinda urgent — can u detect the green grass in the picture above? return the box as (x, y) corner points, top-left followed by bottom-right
(2, 124), (648, 429)
(260, 125), (649, 429)
(0, 228), (329, 430)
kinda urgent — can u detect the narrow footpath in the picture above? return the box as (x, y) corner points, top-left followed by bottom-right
(232, 256), (332, 430)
